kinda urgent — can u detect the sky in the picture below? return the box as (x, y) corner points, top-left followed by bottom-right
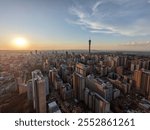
(0, 0), (150, 51)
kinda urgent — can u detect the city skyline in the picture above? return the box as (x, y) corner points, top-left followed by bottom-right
(0, 0), (150, 51)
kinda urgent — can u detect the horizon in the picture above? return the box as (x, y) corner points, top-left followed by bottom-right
(0, 0), (150, 51)
(0, 49), (150, 53)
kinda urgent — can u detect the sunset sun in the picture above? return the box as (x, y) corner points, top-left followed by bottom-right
(13, 37), (29, 49)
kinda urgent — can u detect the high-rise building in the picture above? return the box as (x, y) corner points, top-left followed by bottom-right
(114, 56), (127, 67)
(27, 79), (32, 101)
(32, 70), (46, 113)
(84, 88), (90, 106)
(133, 70), (142, 90)
(86, 75), (113, 102)
(44, 76), (49, 96)
(60, 83), (73, 100)
(49, 68), (58, 88)
(51, 68), (57, 87)
(141, 71), (150, 98)
(84, 88), (110, 112)
(94, 93), (110, 113)
(73, 72), (85, 101)
(73, 63), (89, 101)
(75, 63), (89, 77)
(88, 91), (95, 110)
(17, 77), (27, 94)
(134, 69), (150, 99)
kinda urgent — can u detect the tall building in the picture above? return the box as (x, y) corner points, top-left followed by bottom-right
(134, 69), (150, 99)
(17, 77), (27, 94)
(27, 79), (33, 101)
(89, 39), (91, 54)
(49, 68), (58, 88)
(141, 71), (150, 98)
(86, 75), (113, 102)
(73, 63), (89, 101)
(73, 72), (85, 101)
(133, 70), (142, 90)
(32, 70), (46, 113)
(44, 76), (49, 96)
(94, 93), (110, 113)
(84, 88), (110, 113)
(75, 63), (89, 77)
(60, 83), (73, 100)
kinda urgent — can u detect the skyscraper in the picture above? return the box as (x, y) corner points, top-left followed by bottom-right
(133, 70), (142, 90)
(73, 63), (89, 101)
(134, 69), (150, 99)
(141, 70), (150, 97)
(32, 70), (46, 113)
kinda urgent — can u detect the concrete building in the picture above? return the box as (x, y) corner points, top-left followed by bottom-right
(32, 70), (46, 113)
(84, 88), (110, 113)
(84, 88), (90, 106)
(134, 70), (142, 90)
(51, 68), (57, 87)
(73, 72), (85, 101)
(17, 77), (27, 94)
(73, 63), (89, 101)
(88, 92), (95, 110)
(27, 79), (32, 101)
(60, 83), (73, 100)
(141, 70), (150, 98)
(94, 93), (110, 113)
(134, 69), (150, 99)
(44, 76), (49, 96)
(75, 63), (89, 77)
(116, 66), (123, 75)
(48, 101), (61, 113)
(86, 75), (113, 102)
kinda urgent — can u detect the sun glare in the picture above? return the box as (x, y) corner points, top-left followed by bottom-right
(13, 37), (28, 49)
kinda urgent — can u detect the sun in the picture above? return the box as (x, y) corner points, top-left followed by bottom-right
(13, 37), (28, 49)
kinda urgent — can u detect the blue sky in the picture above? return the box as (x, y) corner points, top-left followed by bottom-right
(0, 0), (150, 50)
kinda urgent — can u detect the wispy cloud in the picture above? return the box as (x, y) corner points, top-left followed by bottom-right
(67, 0), (150, 36)
(69, 7), (86, 19)
(121, 41), (150, 46)
(92, 0), (103, 14)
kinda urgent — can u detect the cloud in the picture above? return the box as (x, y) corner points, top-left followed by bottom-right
(121, 41), (150, 46)
(69, 7), (86, 19)
(92, 0), (103, 14)
(68, 0), (150, 36)
(117, 41), (150, 51)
